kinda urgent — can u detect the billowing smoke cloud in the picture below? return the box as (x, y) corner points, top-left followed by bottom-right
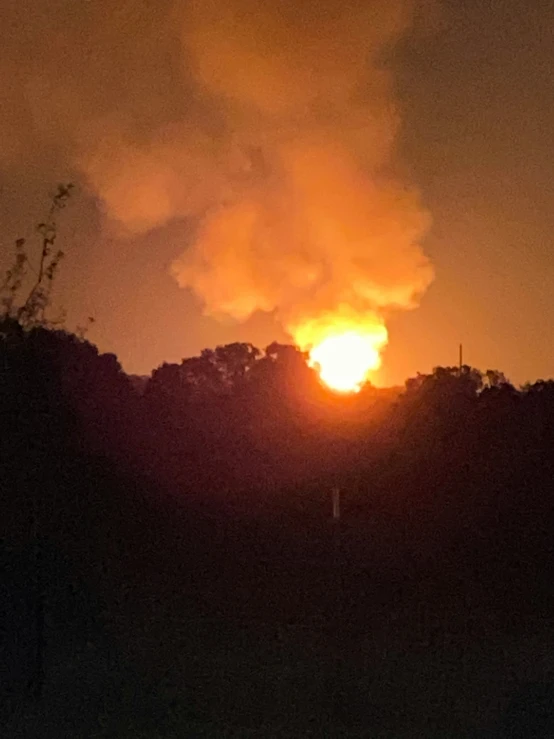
(0, 0), (434, 351)
(173, 0), (434, 349)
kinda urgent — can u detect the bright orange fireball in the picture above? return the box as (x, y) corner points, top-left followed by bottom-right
(309, 331), (383, 393)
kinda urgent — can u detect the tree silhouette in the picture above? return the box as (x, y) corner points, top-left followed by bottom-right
(1, 184), (73, 333)
(3, 297), (554, 734)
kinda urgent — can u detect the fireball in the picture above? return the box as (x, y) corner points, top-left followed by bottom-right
(292, 309), (388, 393)
(308, 331), (382, 393)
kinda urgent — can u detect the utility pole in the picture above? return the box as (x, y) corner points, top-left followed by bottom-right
(329, 486), (344, 723)
(459, 343), (463, 372)
(332, 487), (340, 521)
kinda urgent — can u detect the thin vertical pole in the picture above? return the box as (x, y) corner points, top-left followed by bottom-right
(329, 486), (343, 722)
(332, 487), (340, 521)
(459, 343), (463, 372)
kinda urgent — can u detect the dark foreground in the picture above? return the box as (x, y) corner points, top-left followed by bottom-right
(2, 494), (553, 738)
(2, 331), (554, 736)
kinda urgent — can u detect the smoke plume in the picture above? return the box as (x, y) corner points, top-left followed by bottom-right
(0, 0), (434, 352)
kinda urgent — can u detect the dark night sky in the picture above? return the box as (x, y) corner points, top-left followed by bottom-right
(1, 0), (553, 385)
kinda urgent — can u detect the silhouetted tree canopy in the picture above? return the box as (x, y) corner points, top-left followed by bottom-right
(2, 322), (554, 736)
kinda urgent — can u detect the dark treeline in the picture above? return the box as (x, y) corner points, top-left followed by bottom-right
(2, 320), (554, 737)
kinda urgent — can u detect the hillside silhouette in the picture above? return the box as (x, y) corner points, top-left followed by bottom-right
(2, 322), (554, 737)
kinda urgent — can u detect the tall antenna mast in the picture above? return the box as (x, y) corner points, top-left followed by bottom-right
(459, 343), (463, 372)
